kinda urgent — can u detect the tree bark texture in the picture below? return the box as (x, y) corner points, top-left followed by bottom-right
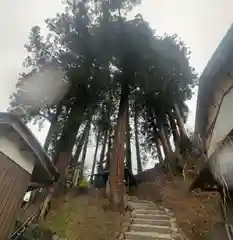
(174, 103), (188, 139)
(54, 102), (86, 177)
(73, 123), (89, 165)
(155, 137), (163, 165)
(79, 119), (91, 181)
(109, 83), (128, 212)
(99, 126), (108, 170)
(168, 113), (180, 149)
(48, 101), (86, 199)
(158, 124), (171, 159)
(125, 99), (132, 172)
(164, 123), (173, 153)
(43, 102), (63, 152)
(105, 125), (112, 170)
(134, 106), (142, 172)
(90, 131), (101, 183)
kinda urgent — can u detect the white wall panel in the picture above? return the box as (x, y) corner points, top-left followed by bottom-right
(208, 87), (233, 157)
(0, 137), (35, 174)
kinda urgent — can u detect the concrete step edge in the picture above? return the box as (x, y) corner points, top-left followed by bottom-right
(128, 200), (155, 203)
(132, 213), (170, 218)
(125, 231), (172, 238)
(132, 218), (170, 222)
(129, 203), (154, 207)
(132, 211), (167, 215)
(133, 208), (166, 212)
(130, 198), (153, 201)
(128, 202), (163, 208)
(131, 224), (171, 229)
(132, 219), (171, 226)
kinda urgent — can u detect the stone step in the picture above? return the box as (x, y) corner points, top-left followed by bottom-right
(130, 197), (150, 201)
(129, 203), (155, 208)
(129, 203), (157, 210)
(132, 213), (170, 220)
(126, 196), (186, 239)
(133, 218), (171, 227)
(125, 231), (172, 240)
(129, 201), (160, 205)
(129, 199), (154, 205)
(133, 209), (166, 215)
(129, 204), (155, 209)
(130, 224), (172, 234)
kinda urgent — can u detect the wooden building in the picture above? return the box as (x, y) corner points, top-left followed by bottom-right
(192, 24), (233, 238)
(194, 24), (233, 190)
(0, 112), (58, 239)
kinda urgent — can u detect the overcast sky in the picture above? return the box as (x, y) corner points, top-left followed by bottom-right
(1, 0), (233, 169)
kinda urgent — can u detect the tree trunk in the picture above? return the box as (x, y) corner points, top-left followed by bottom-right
(168, 113), (180, 149)
(72, 124), (89, 165)
(155, 137), (163, 165)
(125, 99), (132, 172)
(109, 83), (128, 212)
(43, 103), (62, 152)
(152, 123), (164, 164)
(158, 124), (171, 159)
(44, 101), (86, 203)
(99, 126), (108, 171)
(105, 125), (112, 170)
(35, 104), (62, 202)
(43, 124), (55, 152)
(44, 118), (59, 152)
(79, 119), (91, 181)
(40, 76), (88, 219)
(164, 124), (173, 153)
(134, 106), (142, 172)
(54, 104), (85, 175)
(39, 190), (53, 219)
(174, 103), (188, 139)
(90, 131), (101, 183)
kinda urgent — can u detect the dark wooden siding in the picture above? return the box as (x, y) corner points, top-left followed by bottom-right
(0, 151), (30, 239)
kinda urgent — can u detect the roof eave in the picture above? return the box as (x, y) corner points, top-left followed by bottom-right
(195, 24), (233, 139)
(0, 113), (59, 183)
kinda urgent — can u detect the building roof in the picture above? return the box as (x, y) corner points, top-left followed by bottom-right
(0, 112), (59, 188)
(195, 24), (233, 140)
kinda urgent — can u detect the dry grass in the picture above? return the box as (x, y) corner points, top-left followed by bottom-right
(41, 192), (129, 240)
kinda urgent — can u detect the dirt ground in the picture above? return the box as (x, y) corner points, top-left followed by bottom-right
(41, 191), (129, 240)
(134, 171), (223, 240)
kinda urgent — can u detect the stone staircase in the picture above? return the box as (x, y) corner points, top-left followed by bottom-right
(121, 197), (188, 240)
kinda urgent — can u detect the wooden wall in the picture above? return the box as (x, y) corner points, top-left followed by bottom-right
(0, 151), (30, 239)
